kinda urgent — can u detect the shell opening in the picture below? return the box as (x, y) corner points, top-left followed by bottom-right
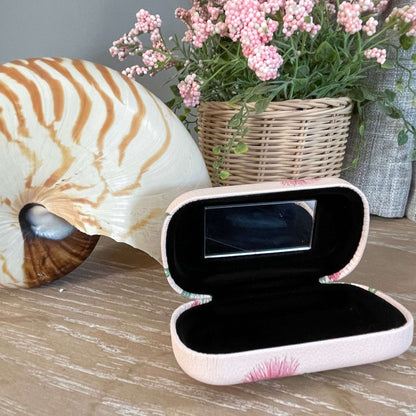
(19, 204), (75, 241)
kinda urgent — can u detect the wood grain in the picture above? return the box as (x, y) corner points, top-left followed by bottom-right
(0, 216), (415, 416)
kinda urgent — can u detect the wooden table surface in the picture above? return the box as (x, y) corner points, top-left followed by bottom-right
(0, 216), (415, 416)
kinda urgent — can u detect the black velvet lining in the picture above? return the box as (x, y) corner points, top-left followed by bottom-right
(166, 185), (407, 354)
(176, 284), (406, 354)
(166, 187), (365, 295)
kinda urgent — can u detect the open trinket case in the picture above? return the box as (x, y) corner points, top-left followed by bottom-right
(161, 178), (413, 385)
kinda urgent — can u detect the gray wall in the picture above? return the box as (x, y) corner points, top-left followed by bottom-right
(0, 0), (189, 101)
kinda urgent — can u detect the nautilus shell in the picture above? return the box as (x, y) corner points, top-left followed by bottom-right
(0, 57), (211, 288)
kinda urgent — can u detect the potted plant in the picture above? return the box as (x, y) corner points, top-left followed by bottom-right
(110, 0), (416, 185)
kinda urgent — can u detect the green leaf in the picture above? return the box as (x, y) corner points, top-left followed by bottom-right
(349, 88), (365, 103)
(255, 97), (272, 114)
(412, 54), (416, 64)
(240, 127), (249, 138)
(395, 79), (404, 92)
(228, 95), (243, 105)
(359, 123), (365, 136)
(381, 61), (394, 69)
(292, 78), (308, 94)
(388, 107), (402, 119)
(400, 34), (415, 50)
(165, 98), (175, 108)
(169, 84), (179, 94)
(212, 145), (223, 155)
(234, 141), (249, 154)
(251, 83), (276, 96)
(412, 99), (416, 108)
(398, 130), (409, 146)
(315, 41), (338, 63)
(385, 89), (396, 102)
(377, 102), (402, 119)
(361, 87), (377, 101)
(351, 157), (359, 167)
(228, 112), (242, 128)
(297, 65), (310, 78)
(219, 170), (230, 180)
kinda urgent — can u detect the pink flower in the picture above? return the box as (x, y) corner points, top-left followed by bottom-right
(363, 17), (378, 36)
(224, 0), (279, 55)
(282, 0), (321, 37)
(190, 14), (216, 48)
(175, 7), (191, 24)
(247, 45), (283, 81)
(208, 6), (223, 21)
(358, 0), (375, 12)
(364, 47), (387, 64)
(142, 49), (167, 69)
(244, 357), (300, 382)
(214, 21), (228, 36)
(110, 44), (129, 61)
(337, 2), (362, 34)
(374, 0), (389, 14)
(122, 65), (149, 77)
(176, 3), (222, 48)
(178, 73), (202, 107)
(260, 0), (286, 14)
(134, 9), (162, 34)
(387, 4), (416, 37)
(110, 34), (142, 61)
(325, 0), (337, 15)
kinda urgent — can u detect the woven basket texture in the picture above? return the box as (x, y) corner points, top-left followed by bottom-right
(198, 97), (352, 186)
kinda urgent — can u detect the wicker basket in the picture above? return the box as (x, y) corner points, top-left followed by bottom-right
(198, 97), (353, 185)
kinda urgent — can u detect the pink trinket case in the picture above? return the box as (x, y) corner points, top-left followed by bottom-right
(161, 178), (413, 385)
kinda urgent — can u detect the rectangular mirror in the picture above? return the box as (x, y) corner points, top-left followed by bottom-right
(204, 199), (317, 259)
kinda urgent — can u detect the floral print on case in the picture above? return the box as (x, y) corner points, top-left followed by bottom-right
(328, 271), (342, 282)
(243, 356), (300, 383)
(281, 178), (321, 187)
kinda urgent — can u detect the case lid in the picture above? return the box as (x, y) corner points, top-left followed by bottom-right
(161, 178), (369, 299)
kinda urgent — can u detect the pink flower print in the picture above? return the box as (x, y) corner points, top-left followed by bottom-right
(191, 299), (201, 308)
(281, 178), (320, 186)
(328, 271), (342, 282)
(244, 357), (300, 383)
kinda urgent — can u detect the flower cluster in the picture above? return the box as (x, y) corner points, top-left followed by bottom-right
(387, 3), (416, 36)
(110, 9), (168, 77)
(111, 0), (416, 179)
(111, 1), (416, 106)
(178, 74), (202, 107)
(364, 47), (387, 64)
(337, 2), (362, 34)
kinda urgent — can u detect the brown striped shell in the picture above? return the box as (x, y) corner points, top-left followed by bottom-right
(0, 57), (211, 288)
